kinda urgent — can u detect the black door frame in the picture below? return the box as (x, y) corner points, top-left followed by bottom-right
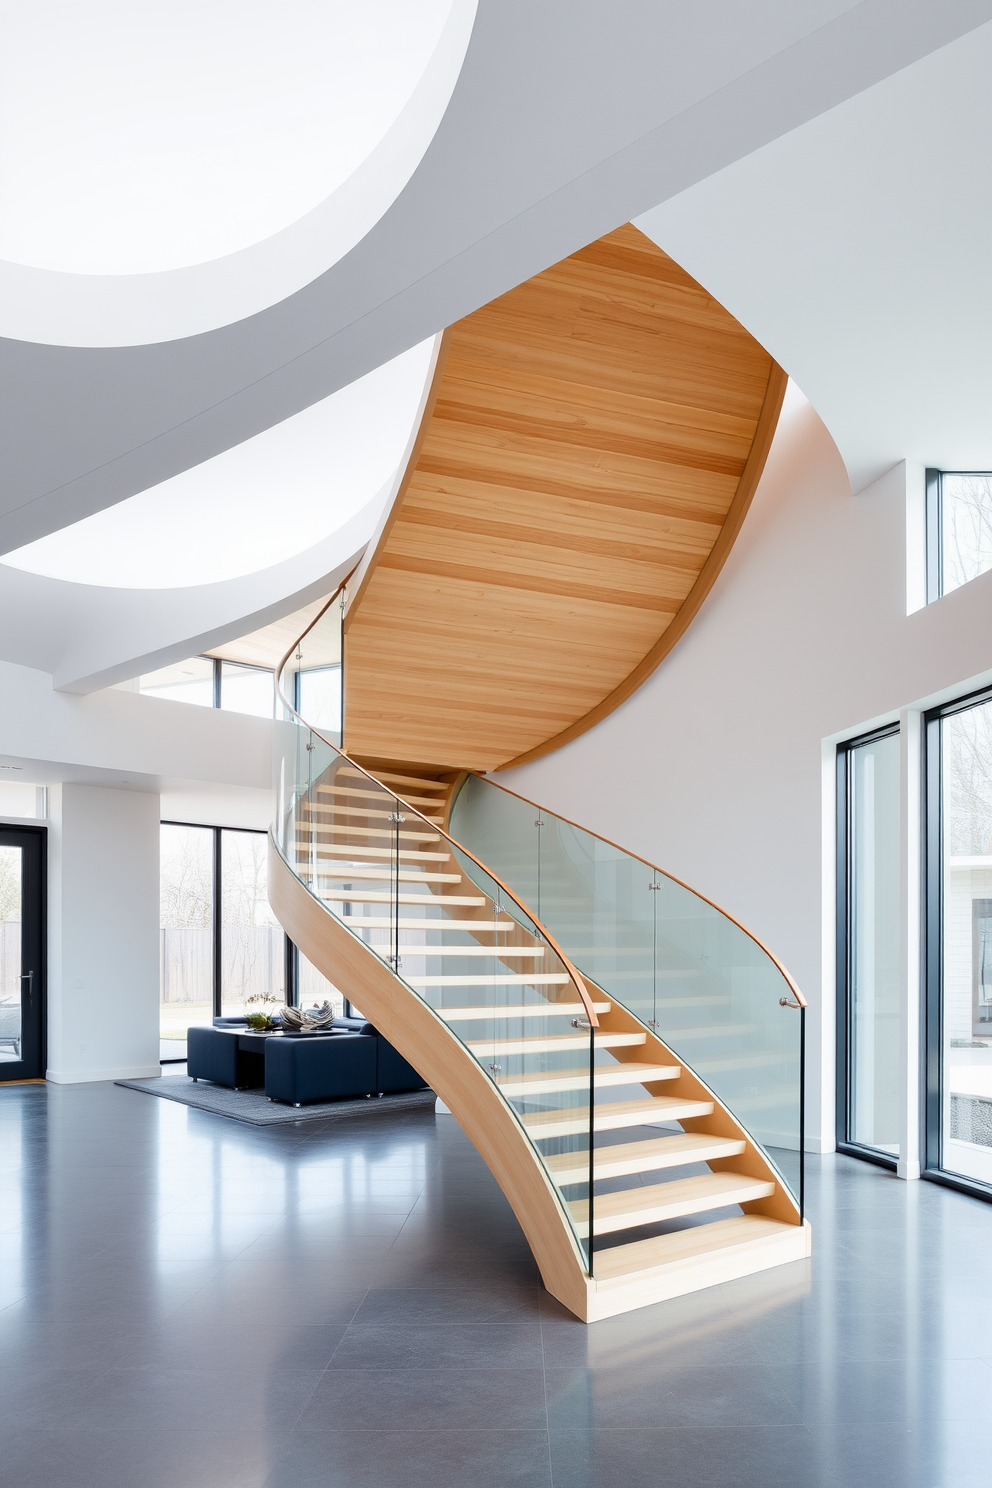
(0, 824), (46, 1082)
(923, 685), (992, 1202)
(835, 725), (901, 1169)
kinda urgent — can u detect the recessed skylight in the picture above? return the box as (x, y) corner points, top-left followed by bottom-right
(0, 0), (455, 275)
(2, 340), (436, 588)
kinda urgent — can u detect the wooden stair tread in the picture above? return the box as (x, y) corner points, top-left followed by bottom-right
(321, 891), (486, 906)
(338, 768), (448, 792)
(569, 1171), (776, 1237)
(341, 917), (515, 930)
(311, 865), (463, 883)
(306, 804), (444, 825)
(408, 973), (570, 987)
(546, 1132), (746, 1184)
(466, 1031), (643, 1057)
(297, 815), (440, 840)
(592, 1216), (801, 1285)
(521, 1095), (713, 1139)
(317, 784), (444, 808)
(496, 1062), (678, 1097)
(398, 945), (547, 958)
(299, 843), (451, 862)
(438, 1000), (610, 1019)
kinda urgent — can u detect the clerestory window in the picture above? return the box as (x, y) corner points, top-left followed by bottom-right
(138, 656), (276, 719)
(927, 469), (992, 601)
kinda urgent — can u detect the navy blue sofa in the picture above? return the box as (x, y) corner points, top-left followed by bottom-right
(187, 1017), (428, 1107)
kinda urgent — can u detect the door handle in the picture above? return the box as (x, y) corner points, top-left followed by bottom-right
(19, 970), (33, 1001)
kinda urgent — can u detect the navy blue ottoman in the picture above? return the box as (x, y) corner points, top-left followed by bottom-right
(187, 1026), (264, 1090)
(264, 1033), (377, 1107)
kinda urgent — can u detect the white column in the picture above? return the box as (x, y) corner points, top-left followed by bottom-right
(897, 708), (923, 1179)
(47, 783), (161, 1083)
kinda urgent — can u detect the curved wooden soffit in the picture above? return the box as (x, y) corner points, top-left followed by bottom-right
(343, 224), (787, 773)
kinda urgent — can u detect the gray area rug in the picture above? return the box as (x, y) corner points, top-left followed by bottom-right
(115, 1075), (436, 1126)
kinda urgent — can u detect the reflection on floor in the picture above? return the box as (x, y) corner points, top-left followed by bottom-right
(1, 1082), (991, 1487)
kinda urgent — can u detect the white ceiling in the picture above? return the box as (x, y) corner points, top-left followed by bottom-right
(0, 0), (475, 344)
(3, 2), (992, 694)
(2, 0), (985, 558)
(0, 1), (456, 276)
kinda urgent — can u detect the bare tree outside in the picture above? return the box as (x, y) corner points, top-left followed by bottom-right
(0, 847), (19, 924)
(221, 829), (284, 1013)
(159, 824), (213, 1038)
(942, 473), (992, 594)
(944, 702), (992, 855)
(160, 824), (212, 930)
(0, 846), (20, 1001)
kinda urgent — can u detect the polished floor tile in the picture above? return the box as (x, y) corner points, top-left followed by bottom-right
(2, 1080), (992, 1487)
(261, 1428), (553, 1488)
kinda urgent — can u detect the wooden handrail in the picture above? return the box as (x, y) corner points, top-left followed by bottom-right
(274, 597), (601, 1029)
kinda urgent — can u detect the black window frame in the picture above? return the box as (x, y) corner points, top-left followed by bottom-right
(836, 723), (901, 1170)
(159, 819), (348, 1063)
(925, 467), (992, 604)
(923, 682), (992, 1204)
(160, 820), (296, 1063)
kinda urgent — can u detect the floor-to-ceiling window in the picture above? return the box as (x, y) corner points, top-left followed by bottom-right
(159, 823), (215, 1057)
(159, 821), (343, 1061)
(926, 690), (992, 1193)
(219, 827), (285, 1019)
(837, 727), (901, 1163)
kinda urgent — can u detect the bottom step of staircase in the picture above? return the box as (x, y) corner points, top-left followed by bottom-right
(582, 1215), (811, 1323)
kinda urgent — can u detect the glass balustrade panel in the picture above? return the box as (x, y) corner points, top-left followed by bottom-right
(451, 774), (803, 1191)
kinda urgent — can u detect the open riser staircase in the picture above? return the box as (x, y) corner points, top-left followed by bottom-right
(270, 615), (810, 1323)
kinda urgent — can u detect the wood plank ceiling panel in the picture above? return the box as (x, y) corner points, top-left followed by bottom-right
(343, 224), (786, 772)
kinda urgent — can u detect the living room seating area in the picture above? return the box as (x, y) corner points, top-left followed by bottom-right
(186, 1018), (429, 1107)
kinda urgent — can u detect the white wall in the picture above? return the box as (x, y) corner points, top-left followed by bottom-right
(47, 783), (161, 1083)
(499, 398), (992, 1155)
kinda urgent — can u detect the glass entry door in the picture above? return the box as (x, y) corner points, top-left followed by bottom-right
(837, 728), (901, 1162)
(927, 692), (992, 1190)
(0, 827), (45, 1081)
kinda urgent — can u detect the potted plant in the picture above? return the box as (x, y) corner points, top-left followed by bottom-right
(244, 992), (281, 1030)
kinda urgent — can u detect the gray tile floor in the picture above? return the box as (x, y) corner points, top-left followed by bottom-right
(1, 1081), (991, 1488)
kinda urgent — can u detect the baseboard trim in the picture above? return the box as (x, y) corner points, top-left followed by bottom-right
(46, 1065), (162, 1085)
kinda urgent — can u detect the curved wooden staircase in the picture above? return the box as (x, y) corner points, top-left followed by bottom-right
(268, 224), (809, 1322)
(271, 647), (809, 1325)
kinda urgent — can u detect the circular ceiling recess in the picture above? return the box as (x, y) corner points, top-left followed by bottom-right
(0, 0), (477, 345)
